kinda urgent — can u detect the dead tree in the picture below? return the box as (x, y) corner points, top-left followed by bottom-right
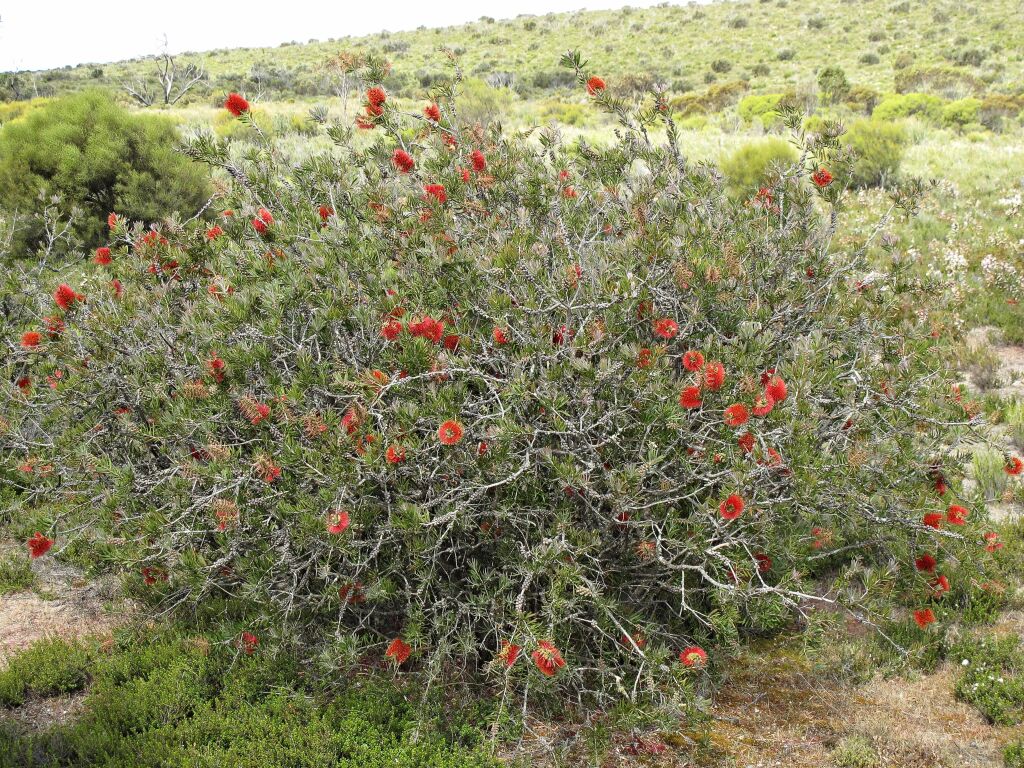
(122, 45), (206, 107)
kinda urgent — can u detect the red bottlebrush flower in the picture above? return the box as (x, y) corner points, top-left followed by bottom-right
(562, 186), (578, 199)
(385, 637), (411, 665)
(26, 532), (54, 558)
(946, 505), (968, 526)
(381, 319), (404, 341)
(531, 641), (565, 677)
(930, 574), (950, 595)
(765, 375), (788, 402)
(20, 331), (41, 349)
(552, 325), (574, 346)
(409, 316), (444, 344)
(341, 408), (360, 436)
(16, 376), (32, 394)
(1005, 456), (1023, 476)
(327, 509), (350, 534)
(54, 283), (83, 311)
(681, 350), (704, 371)
(317, 205), (334, 223)
(654, 318), (678, 339)
(679, 386), (703, 409)
(438, 420), (464, 446)
(205, 225), (224, 240)
(922, 512), (943, 529)
(477, 441), (488, 457)
(470, 150), (487, 172)
(252, 218), (268, 235)
(207, 355), (227, 383)
(255, 457), (282, 484)
(239, 631), (259, 654)
(724, 403), (750, 427)
(934, 475), (948, 496)
(43, 316), (64, 337)
(913, 608), (936, 629)
(224, 92), (250, 116)
(703, 361), (725, 390)
(811, 168), (833, 188)
(719, 494), (744, 520)
(94, 246), (112, 265)
(492, 326), (508, 345)
(752, 392), (775, 417)
(755, 553), (772, 572)
(392, 148), (415, 173)
(497, 641), (521, 668)
(637, 347), (653, 369)
(621, 632), (647, 650)
(386, 444), (406, 464)
(107, 212), (118, 229)
(111, 279), (123, 298)
(984, 532), (1003, 552)
(366, 86), (387, 107)
(141, 566), (166, 586)
(257, 207), (274, 224)
(737, 431), (755, 453)
(423, 183), (447, 204)
(914, 553), (937, 572)
(424, 103), (441, 121)
(443, 334), (460, 352)
(679, 646), (708, 668)
(586, 75), (606, 95)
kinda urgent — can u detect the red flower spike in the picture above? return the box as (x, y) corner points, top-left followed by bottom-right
(653, 318), (678, 339)
(723, 403), (749, 427)
(913, 608), (935, 629)
(438, 420), (463, 446)
(27, 532), (54, 558)
(679, 646), (708, 667)
(531, 641), (565, 677)
(224, 92), (250, 116)
(946, 505), (968, 526)
(327, 510), (350, 534)
(386, 637), (411, 665)
(679, 386), (703, 409)
(682, 350), (704, 371)
(811, 168), (833, 188)
(704, 361), (725, 390)
(240, 631), (259, 654)
(392, 148), (415, 173)
(719, 494), (744, 521)
(914, 554), (937, 572)
(497, 641), (520, 668)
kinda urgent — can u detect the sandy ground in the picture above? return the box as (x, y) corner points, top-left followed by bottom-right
(0, 542), (127, 667)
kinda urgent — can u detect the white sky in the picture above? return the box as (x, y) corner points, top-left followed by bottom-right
(0, 0), (699, 72)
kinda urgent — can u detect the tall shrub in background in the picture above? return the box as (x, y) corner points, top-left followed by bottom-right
(1, 52), (1006, 711)
(841, 118), (906, 188)
(0, 90), (211, 255)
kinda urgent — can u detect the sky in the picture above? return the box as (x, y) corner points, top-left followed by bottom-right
(0, 0), (696, 72)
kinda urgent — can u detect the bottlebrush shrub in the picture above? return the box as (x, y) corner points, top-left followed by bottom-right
(1, 52), (999, 706)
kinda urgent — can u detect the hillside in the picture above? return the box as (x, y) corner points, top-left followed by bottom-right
(3, 0), (1022, 103)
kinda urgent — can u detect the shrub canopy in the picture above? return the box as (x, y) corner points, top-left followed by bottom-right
(0, 90), (210, 253)
(1, 57), (992, 706)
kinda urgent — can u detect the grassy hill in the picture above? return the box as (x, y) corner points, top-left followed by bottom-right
(4, 0), (1022, 103)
